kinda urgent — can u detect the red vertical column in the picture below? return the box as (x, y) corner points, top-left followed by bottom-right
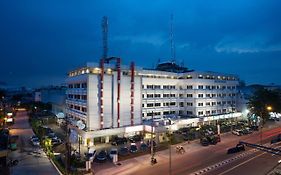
(130, 62), (135, 126)
(117, 58), (121, 128)
(100, 59), (104, 129)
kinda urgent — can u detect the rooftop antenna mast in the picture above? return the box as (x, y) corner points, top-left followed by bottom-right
(170, 14), (176, 63)
(102, 16), (108, 61)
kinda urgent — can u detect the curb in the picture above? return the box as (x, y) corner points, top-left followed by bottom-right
(49, 157), (64, 175)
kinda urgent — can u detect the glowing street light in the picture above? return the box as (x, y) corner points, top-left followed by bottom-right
(267, 106), (272, 111)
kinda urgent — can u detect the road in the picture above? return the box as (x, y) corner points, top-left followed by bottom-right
(8, 110), (59, 175)
(96, 122), (281, 175)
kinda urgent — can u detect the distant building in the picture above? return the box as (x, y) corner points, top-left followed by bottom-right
(66, 60), (243, 145)
(34, 86), (66, 118)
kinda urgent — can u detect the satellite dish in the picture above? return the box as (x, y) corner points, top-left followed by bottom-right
(56, 112), (65, 119)
(76, 120), (86, 130)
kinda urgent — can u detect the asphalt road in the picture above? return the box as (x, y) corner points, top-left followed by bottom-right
(96, 122), (281, 175)
(8, 110), (59, 175)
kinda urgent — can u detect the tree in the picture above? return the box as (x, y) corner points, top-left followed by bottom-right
(248, 87), (281, 124)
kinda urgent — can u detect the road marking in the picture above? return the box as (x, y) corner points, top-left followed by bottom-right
(217, 152), (266, 175)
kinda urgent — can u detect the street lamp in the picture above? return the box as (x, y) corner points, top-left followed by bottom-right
(260, 105), (273, 145)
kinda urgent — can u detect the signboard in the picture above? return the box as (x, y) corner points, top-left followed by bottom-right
(69, 129), (78, 143)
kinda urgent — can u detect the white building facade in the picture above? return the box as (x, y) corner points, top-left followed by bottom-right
(66, 61), (241, 144)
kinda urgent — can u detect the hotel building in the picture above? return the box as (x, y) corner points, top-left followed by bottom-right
(66, 60), (241, 145)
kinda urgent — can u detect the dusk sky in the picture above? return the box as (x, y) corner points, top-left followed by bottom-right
(1, 0), (281, 88)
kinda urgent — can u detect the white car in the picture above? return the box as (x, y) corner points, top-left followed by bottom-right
(109, 148), (118, 159)
(232, 129), (243, 136)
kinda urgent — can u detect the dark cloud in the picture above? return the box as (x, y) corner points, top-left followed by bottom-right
(0, 0), (281, 87)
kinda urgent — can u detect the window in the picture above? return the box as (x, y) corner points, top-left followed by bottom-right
(170, 94), (176, 98)
(147, 103), (153, 107)
(142, 94), (144, 98)
(212, 102), (216, 106)
(163, 94), (170, 98)
(163, 85), (169, 89)
(187, 111), (193, 115)
(179, 102), (184, 107)
(170, 85), (176, 89)
(163, 102), (169, 106)
(198, 75), (203, 79)
(142, 104), (144, 107)
(170, 102), (176, 106)
(154, 94), (161, 98)
(74, 83), (81, 88)
(206, 94), (211, 98)
(163, 111), (169, 115)
(206, 85), (211, 90)
(206, 102), (210, 106)
(198, 85), (204, 89)
(68, 84), (73, 88)
(68, 94), (73, 99)
(81, 83), (87, 88)
(81, 95), (87, 100)
(198, 111), (203, 115)
(81, 107), (87, 112)
(187, 85), (193, 89)
(147, 85), (153, 89)
(212, 86), (216, 89)
(179, 94), (184, 98)
(198, 103), (203, 106)
(147, 94), (153, 98)
(217, 101), (221, 106)
(154, 85), (161, 89)
(187, 94), (193, 98)
(154, 103), (161, 107)
(206, 111), (210, 115)
(187, 102), (193, 106)
(212, 94), (216, 98)
(198, 94), (204, 98)
(212, 110), (216, 114)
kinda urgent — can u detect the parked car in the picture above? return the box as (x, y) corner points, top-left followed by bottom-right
(200, 137), (209, 146)
(31, 138), (40, 146)
(128, 135), (142, 143)
(119, 147), (129, 156)
(140, 143), (148, 151)
(85, 148), (96, 162)
(96, 150), (107, 162)
(51, 138), (62, 145)
(241, 128), (252, 135)
(227, 144), (245, 154)
(130, 144), (138, 153)
(111, 137), (127, 146)
(109, 148), (118, 159)
(232, 129), (243, 136)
